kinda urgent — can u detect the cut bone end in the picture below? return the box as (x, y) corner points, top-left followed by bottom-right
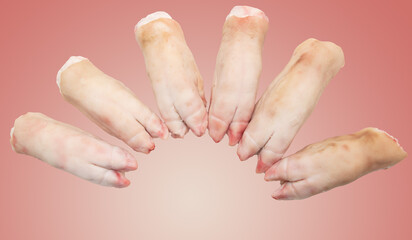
(56, 56), (88, 89)
(364, 127), (408, 170)
(10, 126), (15, 152)
(226, 6), (268, 21)
(373, 127), (405, 151)
(135, 11), (172, 31)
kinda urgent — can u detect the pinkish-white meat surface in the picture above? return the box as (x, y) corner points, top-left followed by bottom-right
(208, 6), (268, 145)
(264, 127), (407, 200)
(58, 56), (168, 154)
(135, 11), (207, 138)
(237, 38), (345, 173)
(10, 112), (138, 188)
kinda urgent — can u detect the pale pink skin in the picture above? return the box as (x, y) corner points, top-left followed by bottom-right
(209, 6), (268, 145)
(135, 17), (208, 138)
(10, 112), (138, 188)
(264, 128), (408, 200)
(59, 59), (168, 154)
(237, 38), (345, 173)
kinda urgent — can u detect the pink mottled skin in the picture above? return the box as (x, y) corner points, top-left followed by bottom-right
(10, 112), (137, 188)
(237, 38), (345, 173)
(135, 15), (208, 138)
(264, 128), (407, 200)
(209, 6), (268, 145)
(59, 58), (168, 154)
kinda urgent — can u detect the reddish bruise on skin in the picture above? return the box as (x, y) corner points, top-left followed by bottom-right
(227, 121), (248, 145)
(132, 139), (155, 154)
(256, 157), (267, 173)
(147, 139), (156, 152)
(152, 117), (166, 137)
(342, 144), (350, 151)
(208, 116), (228, 142)
(10, 134), (28, 154)
(100, 116), (112, 128)
(155, 122), (165, 137)
(227, 129), (238, 145)
(114, 171), (121, 180)
(272, 184), (288, 200)
(158, 124), (170, 139)
(114, 171), (123, 186)
(114, 171), (130, 187)
(210, 120), (224, 130)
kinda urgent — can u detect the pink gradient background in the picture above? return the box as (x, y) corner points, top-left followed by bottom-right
(1, 0), (411, 239)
